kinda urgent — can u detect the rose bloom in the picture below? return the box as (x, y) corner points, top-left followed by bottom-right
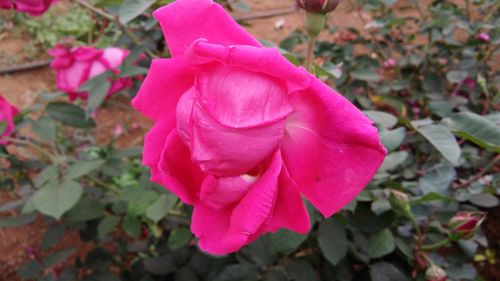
(0, 0), (54, 16)
(0, 95), (19, 145)
(49, 45), (132, 101)
(133, 0), (386, 254)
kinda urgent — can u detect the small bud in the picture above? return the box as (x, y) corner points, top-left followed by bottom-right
(297, 0), (341, 14)
(425, 265), (447, 281)
(448, 211), (485, 240)
(389, 189), (410, 214)
(477, 32), (490, 43)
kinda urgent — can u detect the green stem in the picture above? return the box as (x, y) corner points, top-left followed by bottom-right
(408, 213), (422, 237)
(85, 175), (122, 194)
(305, 37), (316, 72)
(421, 238), (451, 251)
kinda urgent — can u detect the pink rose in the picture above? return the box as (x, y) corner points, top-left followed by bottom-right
(132, 0), (386, 255)
(0, 0), (55, 16)
(0, 95), (19, 145)
(49, 45), (132, 101)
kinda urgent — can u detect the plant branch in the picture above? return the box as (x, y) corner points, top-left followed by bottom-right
(234, 6), (297, 21)
(421, 238), (451, 251)
(454, 154), (500, 189)
(3, 137), (58, 162)
(0, 60), (52, 75)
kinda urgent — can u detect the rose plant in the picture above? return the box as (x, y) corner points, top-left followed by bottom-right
(132, 0), (386, 254)
(0, 0), (498, 280)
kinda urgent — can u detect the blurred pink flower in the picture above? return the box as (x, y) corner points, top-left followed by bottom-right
(132, 0), (386, 255)
(0, 95), (19, 145)
(113, 124), (124, 138)
(477, 32), (490, 43)
(0, 0), (55, 16)
(383, 58), (397, 69)
(49, 45), (132, 101)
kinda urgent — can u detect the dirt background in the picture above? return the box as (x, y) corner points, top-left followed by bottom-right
(0, 0), (498, 280)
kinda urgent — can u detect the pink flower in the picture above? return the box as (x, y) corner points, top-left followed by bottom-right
(383, 58), (397, 69)
(49, 45), (132, 101)
(0, 0), (55, 16)
(477, 32), (490, 43)
(132, 0), (386, 255)
(0, 95), (19, 145)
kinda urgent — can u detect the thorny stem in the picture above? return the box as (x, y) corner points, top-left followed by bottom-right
(71, 0), (156, 59)
(408, 213), (422, 237)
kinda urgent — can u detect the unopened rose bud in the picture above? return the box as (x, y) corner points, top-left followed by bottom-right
(477, 32), (490, 43)
(297, 0), (340, 14)
(425, 265), (447, 281)
(388, 189), (410, 214)
(448, 212), (485, 240)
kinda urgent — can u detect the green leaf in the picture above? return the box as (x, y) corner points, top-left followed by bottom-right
(442, 112), (500, 152)
(65, 160), (106, 180)
(119, 0), (155, 24)
(0, 212), (37, 228)
(80, 74), (112, 116)
(318, 218), (347, 265)
(66, 197), (105, 221)
(215, 264), (258, 281)
(98, 215), (120, 239)
(34, 165), (59, 188)
(46, 102), (96, 128)
(469, 194), (499, 208)
(285, 260), (319, 281)
(145, 194), (177, 222)
(379, 151), (408, 172)
(43, 248), (75, 268)
(33, 180), (83, 220)
(123, 215), (141, 238)
(370, 261), (410, 281)
(351, 68), (381, 82)
(269, 229), (307, 255)
(168, 227), (193, 250)
(419, 164), (456, 196)
(380, 127), (406, 151)
(446, 70), (468, 83)
(368, 229), (396, 258)
(31, 117), (56, 141)
(411, 192), (450, 205)
(412, 123), (461, 165)
(364, 111), (398, 129)
(143, 256), (176, 275)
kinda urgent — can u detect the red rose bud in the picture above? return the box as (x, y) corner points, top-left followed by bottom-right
(425, 265), (446, 281)
(297, 0), (340, 14)
(448, 212), (485, 240)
